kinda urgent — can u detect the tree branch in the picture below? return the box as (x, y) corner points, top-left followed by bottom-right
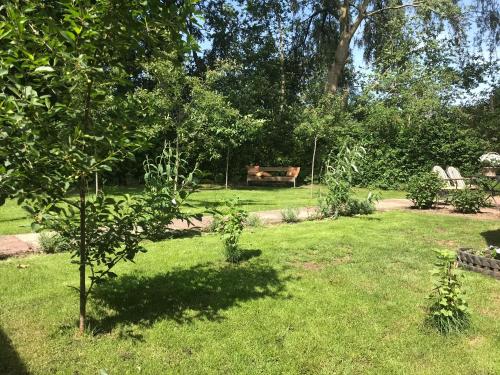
(366, 1), (424, 18)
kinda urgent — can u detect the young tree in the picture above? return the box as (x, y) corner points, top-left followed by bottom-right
(295, 95), (352, 196)
(0, 0), (197, 333)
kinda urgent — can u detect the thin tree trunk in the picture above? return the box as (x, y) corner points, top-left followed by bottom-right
(79, 177), (87, 334)
(174, 136), (180, 194)
(277, 10), (285, 112)
(95, 172), (98, 195)
(225, 148), (229, 189)
(311, 135), (318, 198)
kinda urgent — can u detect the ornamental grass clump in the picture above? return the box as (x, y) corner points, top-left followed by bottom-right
(213, 199), (248, 263)
(281, 207), (300, 223)
(427, 249), (470, 334)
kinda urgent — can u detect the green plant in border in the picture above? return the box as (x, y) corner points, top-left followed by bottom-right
(427, 249), (470, 334)
(319, 144), (376, 218)
(138, 144), (200, 241)
(407, 172), (444, 209)
(281, 207), (300, 223)
(213, 199), (248, 263)
(450, 189), (488, 214)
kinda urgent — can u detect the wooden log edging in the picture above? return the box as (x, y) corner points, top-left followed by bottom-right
(457, 248), (500, 280)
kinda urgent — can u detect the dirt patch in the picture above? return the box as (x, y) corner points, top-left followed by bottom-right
(407, 204), (500, 221)
(332, 254), (352, 266)
(468, 336), (486, 348)
(289, 261), (324, 272)
(436, 239), (458, 248)
(0, 236), (36, 259)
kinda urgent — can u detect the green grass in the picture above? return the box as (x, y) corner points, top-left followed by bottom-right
(0, 185), (406, 235)
(1, 211), (499, 374)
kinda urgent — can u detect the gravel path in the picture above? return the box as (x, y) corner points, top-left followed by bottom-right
(1, 198), (498, 259)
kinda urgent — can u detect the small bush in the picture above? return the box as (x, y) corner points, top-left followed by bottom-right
(450, 189), (488, 213)
(427, 249), (470, 334)
(38, 232), (71, 253)
(213, 199), (248, 263)
(407, 172), (443, 209)
(320, 144), (377, 218)
(245, 214), (263, 228)
(281, 207), (300, 223)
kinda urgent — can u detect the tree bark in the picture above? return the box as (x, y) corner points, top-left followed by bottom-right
(326, 34), (352, 93)
(79, 177), (87, 334)
(311, 135), (318, 198)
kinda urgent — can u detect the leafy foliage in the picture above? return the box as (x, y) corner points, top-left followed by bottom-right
(0, 0), (198, 332)
(319, 145), (376, 218)
(35, 193), (144, 294)
(137, 145), (200, 241)
(450, 189), (488, 214)
(406, 172), (443, 209)
(428, 249), (470, 334)
(213, 199), (248, 263)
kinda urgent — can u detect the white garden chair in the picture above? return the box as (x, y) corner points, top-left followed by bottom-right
(432, 166), (455, 190)
(445, 166), (477, 190)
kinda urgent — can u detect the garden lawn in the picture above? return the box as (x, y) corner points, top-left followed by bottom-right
(0, 185), (405, 235)
(1, 211), (499, 374)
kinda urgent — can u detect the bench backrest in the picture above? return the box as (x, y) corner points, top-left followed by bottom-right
(246, 166), (300, 178)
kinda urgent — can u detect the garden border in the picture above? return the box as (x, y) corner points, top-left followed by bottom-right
(457, 248), (500, 280)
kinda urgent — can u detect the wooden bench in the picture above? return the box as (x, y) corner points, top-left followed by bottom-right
(246, 166), (300, 187)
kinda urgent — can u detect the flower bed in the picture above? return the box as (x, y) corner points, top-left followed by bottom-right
(457, 247), (500, 279)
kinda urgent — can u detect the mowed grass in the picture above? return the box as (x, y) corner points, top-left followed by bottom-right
(0, 184), (406, 235)
(1, 211), (499, 374)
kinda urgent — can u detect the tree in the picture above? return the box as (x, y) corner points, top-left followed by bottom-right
(0, 0), (197, 333)
(295, 94), (353, 195)
(291, 0), (497, 94)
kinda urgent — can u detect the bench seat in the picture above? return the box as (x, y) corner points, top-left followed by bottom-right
(246, 166), (300, 187)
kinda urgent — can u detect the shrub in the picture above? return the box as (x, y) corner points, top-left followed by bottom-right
(320, 144), (377, 218)
(281, 207), (300, 223)
(427, 249), (470, 334)
(245, 214), (263, 228)
(38, 232), (71, 254)
(344, 192), (379, 216)
(450, 189), (488, 213)
(406, 172), (443, 209)
(213, 199), (248, 263)
(138, 145), (200, 240)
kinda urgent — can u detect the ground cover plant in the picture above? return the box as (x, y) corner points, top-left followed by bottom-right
(1, 211), (499, 374)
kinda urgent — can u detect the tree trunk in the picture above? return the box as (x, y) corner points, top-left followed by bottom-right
(78, 177), (87, 334)
(225, 148), (229, 189)
(311, 135), (318, 198)
(95, 172), (98, 195)
(325, 34), (352, 94)
(277, 11), (285, 112)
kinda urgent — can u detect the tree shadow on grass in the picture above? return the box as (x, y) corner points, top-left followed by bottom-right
(91, 259), (289, 332)
(481, 229), (500, 246)
(0, 328), (29, 375)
